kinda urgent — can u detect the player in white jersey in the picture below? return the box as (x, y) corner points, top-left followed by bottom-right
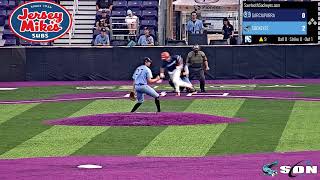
(131, 57), (161, 112)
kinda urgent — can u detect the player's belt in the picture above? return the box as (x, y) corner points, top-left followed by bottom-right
(190, 63), (202, 68)
(135, 83), (146, 86)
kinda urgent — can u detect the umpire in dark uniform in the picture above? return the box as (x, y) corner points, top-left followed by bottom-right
(186, 45), (209, 92)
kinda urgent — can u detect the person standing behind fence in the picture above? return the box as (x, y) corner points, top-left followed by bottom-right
(186, 11), (204, 34)
(186, 45), (209, 92)
(222, 17), (234, 42)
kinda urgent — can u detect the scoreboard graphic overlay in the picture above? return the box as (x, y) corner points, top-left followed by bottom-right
(243, 2), (318, 44)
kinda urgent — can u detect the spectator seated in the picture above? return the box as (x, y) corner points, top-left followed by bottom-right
(93, 19), (110, 40)
(108, 0), (159, 46)
(125, 9), (139, 35)
(94, 27), (110, 46)
(94, 9), (110, 37)
(137, 27), (154, 46)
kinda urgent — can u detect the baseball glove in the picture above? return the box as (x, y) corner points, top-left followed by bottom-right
(129, 91), (136, 101)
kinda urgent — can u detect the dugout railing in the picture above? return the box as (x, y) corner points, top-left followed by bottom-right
(68, 0), (79, 45)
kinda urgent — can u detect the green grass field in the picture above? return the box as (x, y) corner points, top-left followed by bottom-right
(0, 83), (320, 159)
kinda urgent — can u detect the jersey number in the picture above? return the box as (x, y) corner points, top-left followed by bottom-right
(135, 68), (144, 78)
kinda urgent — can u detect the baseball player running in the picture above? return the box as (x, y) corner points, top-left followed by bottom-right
(160, 52), (196, 96)
(130, 57), (161, 112)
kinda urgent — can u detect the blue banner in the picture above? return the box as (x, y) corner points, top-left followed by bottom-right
(243, 9), (307, 21)
(242, 21), (307, 35)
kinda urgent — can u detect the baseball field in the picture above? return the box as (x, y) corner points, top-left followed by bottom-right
(1, 79), (320, 179)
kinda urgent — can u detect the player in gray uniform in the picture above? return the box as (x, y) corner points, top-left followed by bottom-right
(131, 57), (161, 112)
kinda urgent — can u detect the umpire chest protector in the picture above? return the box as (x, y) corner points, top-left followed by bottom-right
(188, 51), (205, 68)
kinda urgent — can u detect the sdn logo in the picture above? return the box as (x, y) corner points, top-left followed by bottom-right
(9, 1), (72, 42)
(262, 161), (278, 176)
(263, 160), (318, 178)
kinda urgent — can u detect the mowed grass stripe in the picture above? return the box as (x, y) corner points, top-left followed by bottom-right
(139, 99), (245, 157)
(73, 100), (193, 156)
(0, 101), (93, 156)
(0, 104), (38, 125)
(0, 86), (117, 101)
(207, 99), (295, 155)
(276, 101), (320, 152)
(0, 100), (132, 159)
(0, 126), (106, 159)
(138, 99), (194, 113)
(72, 126), (167, 156)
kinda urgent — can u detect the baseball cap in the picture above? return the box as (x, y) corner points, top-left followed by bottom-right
(193, 45), (200, 50)
(161, 52), (170, 60)
(101, 28), (107, 32)
(127, 9), (133, 15)
(144, 57), (152, 63)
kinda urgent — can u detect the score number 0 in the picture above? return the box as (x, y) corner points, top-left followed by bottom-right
(302, 13), (306, 32)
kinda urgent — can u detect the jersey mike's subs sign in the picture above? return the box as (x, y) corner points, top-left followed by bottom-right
(9, 1), (72, 42)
